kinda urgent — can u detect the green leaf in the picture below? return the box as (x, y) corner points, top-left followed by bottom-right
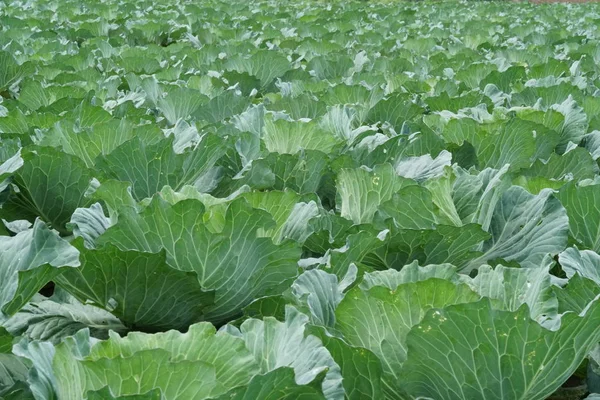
(0, 219), (79, 316)
(156, 87), (207, 125)
(554, 274), (600, 314)
(394, 150), (452, 182)
(3, 290), (126, 344)
(225, 306), (343, 400)
(325, 230), (387, 277)
(82, 349), (217, 398)
(242, 295), (288, 321)
(308, 326), (382, 400)
(336, 164), (412, 225)
(426, 91), (490, 113)
(98, 197), (300, 325)
(307, 55), (354, 81)
(56, 240), (215, 332)
(468, 186), (568, 271)
(335, 278), (479, 398)
(0, 51), (29, 91)
(96, 134), (228, 201)
(81, 326), (256, 398)
(210, 368), (326, 400)
(0, 110), (30, 135)
(291, 266), (356, 329)
(366, 224), (489, 271)
(423, 168), (462, 226)
(513, 175), (566, 194)
(41, 119), (162, 168)
(473, 118), (550, 171)
(0, 379), (34, 400)
(269, 94), (326, 120)
(87, 387), (164, 399)
(68, 203), (111, 249)
(263, 117), (338, 155)
(95, 138), (176, 201)
(399, 298), (600, 400)
(552, 96), (588, 152)
(70, 100), (113, 129)
(0, 327), (31, 399)
(437, 117), (480, 146)
(523, 147), (596, 182)
(225, 51), (291, 87)
(17, 80), (55, 111)
(0, 149), (24, 193)
(0, 327), (15, 354)
(559, 247), (600, 284)
(241, 150), (328, 194)
(194, 91), (251, 123)
(222, 71), (261, 97)
(4, 147), (94, 235)
(379, 185), (437, 229)
(359, 261), (459, 290)
(242, 191), (319, 245)
(452, 165), (511, 231)
(557, 182), (600, 252)
(366, 93), (423, 131)
(15, 323), (259, 400)
(466, 264), (558, 322)
(12, 338), (58, 400)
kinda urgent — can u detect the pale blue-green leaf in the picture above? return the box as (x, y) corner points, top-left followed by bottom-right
(0, 220), (79, 316)
(68, 203), (111, 249)
(400, 298), (600, 400)
(395, 150), (452, 182)
(468, 187), (568, 271)
(228, 306), (343, 400)
(335, 279), (479, 398)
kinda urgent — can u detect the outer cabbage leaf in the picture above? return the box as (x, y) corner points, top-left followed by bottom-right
(86, 387), (164, 399)
(96, 134), (227, 201)
(379, 185), (437, 229)
(241, 191), (319, 245)
(193, 90), (251, 123)
(2, 147), (94, 235)
(263, 117), (338, 155)
(557, 182), (600, 252)
(55, 240), (215, 331)
(16, 323), (260, 400)
(3, 290), (126, 343)
(394, 150), (452, 182)
(364, 224), (489, 271)
(210, 368), (326, 400)
(399, 298), (600, 400)
(291, 266), (356, 329)
(473, 118), (549, 171)
(0, 51), (30, 91)
(465, 264), (558, 323)
(452, 165), (511, 231)
(559, 247), (600, 284)
(0, 327), (31, 399)
(308, 326), (383, 400)
(223, 307), (343, 400)
(335, 278), (479, 398)
(0, 219), (79, 316)
(467, 186), (568, 271)
(240, 150), (328, 194)
(98, 197), (300, 325)
(336, 164), (412, 225)
(41, 119), (162, 168)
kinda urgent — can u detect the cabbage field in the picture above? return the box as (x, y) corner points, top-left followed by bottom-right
(3, 0), (600, 398)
